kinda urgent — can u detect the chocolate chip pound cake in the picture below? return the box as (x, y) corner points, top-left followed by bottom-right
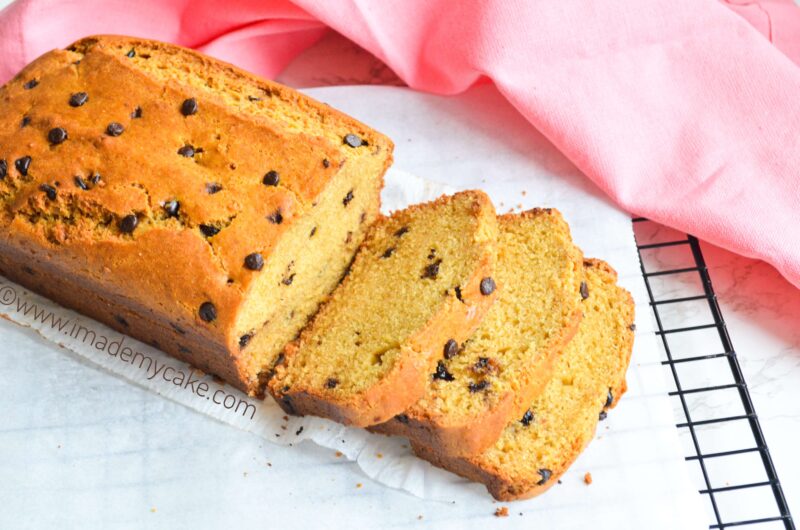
(0, 35), (393, 394)
(374, 208), (584, 456)
(269, 191), (499, 427)
(412, 259), (635, 500)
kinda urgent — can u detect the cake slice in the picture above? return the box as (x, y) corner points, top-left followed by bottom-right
(373, 208), (584, 456)
(412, 259), (635, 500)
(269, 191), (499, 427)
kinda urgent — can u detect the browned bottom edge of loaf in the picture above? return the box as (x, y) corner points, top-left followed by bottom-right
(0, 250), (251, 394)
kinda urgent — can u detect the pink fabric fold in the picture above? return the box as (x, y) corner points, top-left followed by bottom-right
(1, 0), (799, 288)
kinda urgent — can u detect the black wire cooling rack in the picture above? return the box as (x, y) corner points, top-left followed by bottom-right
(632, 218), (794, 530)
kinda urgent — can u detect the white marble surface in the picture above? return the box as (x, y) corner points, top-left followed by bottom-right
(0, 11), (797, 528)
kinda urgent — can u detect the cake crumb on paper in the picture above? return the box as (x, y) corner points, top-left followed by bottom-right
(494, 507), (509, 517)
(356, 483), (363, 489)
(335, 451), (343, 458)
(584, 472), (593, 485)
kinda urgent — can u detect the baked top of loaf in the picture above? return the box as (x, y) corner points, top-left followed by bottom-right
(0, 35), (393, 392)
(269, 191), (500, 426)
(376, 208), (584, 456)
(412, 259), (635, 500)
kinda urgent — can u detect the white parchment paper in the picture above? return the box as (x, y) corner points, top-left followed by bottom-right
(0, 85), (707, 529)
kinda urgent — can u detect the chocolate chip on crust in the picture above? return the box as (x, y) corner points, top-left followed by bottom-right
(199, 224), (220, 237)
(395, 414), (410, 424)
(15, 156), (31, 176)
(0, 160), (6, 180)
(262, 170), (280, 186)
(115, 314), (129, 327)
(322, 158), (330, 168)
(177, 145), (195, 157)
(520, 409), (534, 426)
(394, 226), (409, 238)
(48, 127), (68, 145)
(480, 277), (496, 296)
(69, 92), (88, 107)
(605, 389), (614, 408)
(163, 200), (180, 218)
(580, 281), (589, 300)
(537, 469), (552, 486)
(343, 189), (354, 207)
(599, 410), (608, 421)
(325, 377), (339, 389)
(23, 79), (38, 90)
(39, 184), (57, 200)
(119, 214), (138, 234)
(20, 116), (30, 128)
(199, 302), (217, 322)
(433, 360), (455, 381)
(244, 253), (264, 271)
(443, 339), (459, 359)
(74, 176), (89, 190)
(267, 210), (283, 224)
(131, 106), (143, 119)
(205, 182), (223, 194)
(106, 122), (124, 136)
(381, 247), (396, 259)
(180, 98), (198, 116)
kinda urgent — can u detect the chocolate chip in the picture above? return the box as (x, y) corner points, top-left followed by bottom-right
(537, 469), (552, 486)
(170, 322), (186, 335)
(39, 184), (57, 200)
(395, 414), (409, 424)
(131, 106), (143, 119)
(322, 158), (330, 168)
(119, 214), (138, 233)
(115, 314), (129, 327)
(580, 281), (589, 300)
(325, 377), (339, 389)
(282, 273), (295, 286)
(244, 252), (264, 271)
(521, 409), (534, 426)
(206, 182), (223, 194)
(20, 116), (30, 128)
(69, 92), (88, 107)
(15, 156), (31, 176)
(381, 247), (396, 259)
(480, 277), (496, 296)
(443, 339), (459, 359)
(180, 98), (198, 116)
(421, 259), (442, 280)
(239, 333), (253, 348)
(454, 285), (464, 302)
(599, 411), (608, 421)
(267, 210), (283, 224)
(468, 380), (490, 393)
(472, 357), (492, 374)
(605, 389), (614, 408)
(427, 248), (436, 260)
(199, 301), (217, 322)
(343, 189), (354, 206)
(106, 122), (124, 136)
(48, 127), (68, 145)
(0, 160), (6, 180)
(90, 173), (102, 185)
(309, 226), (317, 238)
(433, 360), (455, 381)
(178, 345), (191, 354)
(262, 170), (280, 186)
(247, 95), (261, 102)
(343, 133), (365, 148)
(126, 48), (136, 58)
(74, 176), (89, 190)
(629, 323), (636, 331)
(394, 226), (409, 238)
(360, 212), (367, 224)
(163, 200), (180, 218)
(23, 79), (38, 90)
(177, 145), (195, 157)
(199, 224), (220, 237)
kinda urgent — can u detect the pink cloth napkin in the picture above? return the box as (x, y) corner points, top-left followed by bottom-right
(1, 0), (799, 288)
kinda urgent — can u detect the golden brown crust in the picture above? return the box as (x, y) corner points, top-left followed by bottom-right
(0, 35), (393, 394)
(269, 191), (499, 427)
(411, 258), (636, 500)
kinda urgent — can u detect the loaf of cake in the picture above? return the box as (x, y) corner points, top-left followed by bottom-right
(0, 36), (393, 395)
(412, 259), (635, 500)
(269, 191), (500, 426)
(373, 208), (584, 456)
